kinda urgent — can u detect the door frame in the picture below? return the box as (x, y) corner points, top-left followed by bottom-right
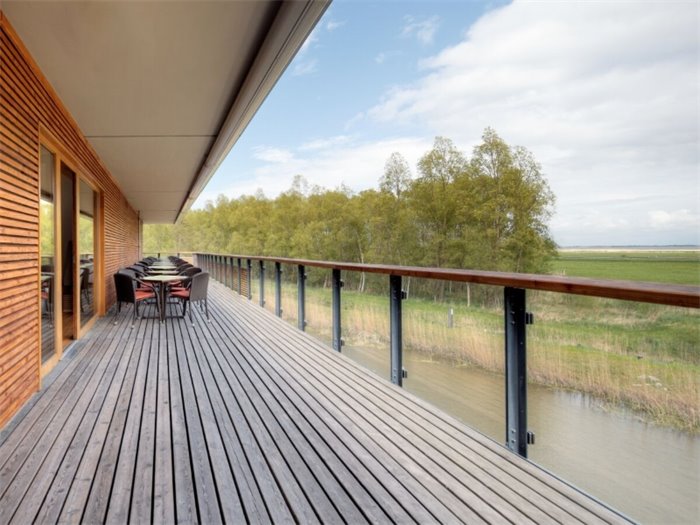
(38, 127), (103, 377)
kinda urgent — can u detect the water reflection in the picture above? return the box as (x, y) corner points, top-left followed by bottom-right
(342, 343), (699, 524)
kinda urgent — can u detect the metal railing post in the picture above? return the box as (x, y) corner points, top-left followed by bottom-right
(228, 256), (233, 289)
(246, 259), (252, 300)
(237, 258), (242, 295)
(504, 286), (532, 458)
(259, 260), (265, 307)
(390, 275), (404, 386)
(332, 268), (342, 352)
(275, 262), (282, 317)
(298, 264), (306, 331)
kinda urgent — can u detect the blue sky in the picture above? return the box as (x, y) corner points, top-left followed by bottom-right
(196, 0), (699, 247)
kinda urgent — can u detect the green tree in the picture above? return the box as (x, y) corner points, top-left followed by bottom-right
(143, 128), (557, 298)
(379, 152), (412, 198)
(468, 128), (556, 272)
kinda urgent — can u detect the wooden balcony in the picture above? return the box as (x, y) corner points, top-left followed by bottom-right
(0, 281), (628, 524)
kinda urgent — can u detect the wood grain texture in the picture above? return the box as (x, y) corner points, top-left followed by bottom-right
(0, 281), (632, 524)
(0, 13), (140, 426)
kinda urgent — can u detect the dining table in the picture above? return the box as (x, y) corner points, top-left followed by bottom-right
(147, 268), (179, 275)
(141, 274), (183, 322)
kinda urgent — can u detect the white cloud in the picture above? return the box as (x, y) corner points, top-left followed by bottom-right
(649, 210), (698, 229)
(252, 147), (295, 164)
(375, 50), (401, 65)
(212, 137), (432, 201)
(402, 15), (440, 45)
(292, 59), (318, 76)
(326, 19), (345, 31)
(299, 135), (354, 151)
(369, 0), (699, 245)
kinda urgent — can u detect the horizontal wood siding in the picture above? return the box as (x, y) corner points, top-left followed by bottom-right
(0, 12), (140, 427)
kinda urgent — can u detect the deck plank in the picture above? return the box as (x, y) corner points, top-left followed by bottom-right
(178, 314), (247, 523)
(0, 281), (630, 524)
(1, 315), (131, 524)
(103, 311), (156, 524)
(152, 315), (175, 524)
(27, 313), (138, 524)
(57, 315), (145, 523)
(77, 311), (150, 524)
(221, 294), (551, 523)
(171, 312), (224, 524)
(221, 285), (610, 523)
(164, 313), (198, 524)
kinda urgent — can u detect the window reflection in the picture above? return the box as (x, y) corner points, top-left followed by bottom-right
(40, 146), (55, 363)
(79, 180), (95, 326)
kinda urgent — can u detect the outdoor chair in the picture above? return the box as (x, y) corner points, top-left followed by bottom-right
(169, 266), (202, 291)
(41, 276), (53, 325)
(80, 267), (91, 312)
(170, 272), (210, 324)
(113, 272), (159, 326)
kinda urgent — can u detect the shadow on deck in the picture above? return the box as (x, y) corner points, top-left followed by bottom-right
(0, 281), (628, 524)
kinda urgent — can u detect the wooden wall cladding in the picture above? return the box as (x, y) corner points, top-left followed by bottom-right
(0, 13), (140, 427)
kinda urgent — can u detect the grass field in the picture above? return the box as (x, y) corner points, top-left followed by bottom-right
(242, 249), (699, 432)
(553, 249), (700, 285)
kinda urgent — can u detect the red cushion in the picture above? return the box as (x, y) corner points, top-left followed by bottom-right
(135, 289), (155, 300)
(170, 289), (189, 299)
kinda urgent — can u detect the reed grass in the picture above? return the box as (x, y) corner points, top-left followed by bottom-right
(253, 280), (699, 433)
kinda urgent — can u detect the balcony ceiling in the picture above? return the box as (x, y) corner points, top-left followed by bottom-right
(3, 0), (328, 223)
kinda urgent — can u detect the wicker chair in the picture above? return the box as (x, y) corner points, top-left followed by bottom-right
(113, 272), (159, 326)
(170, 272), (210, 324)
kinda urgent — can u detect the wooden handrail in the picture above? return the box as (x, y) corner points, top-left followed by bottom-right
(194, 253), (700, 308)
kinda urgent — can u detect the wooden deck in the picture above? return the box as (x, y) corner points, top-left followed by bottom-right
(0, 281), (629, 524)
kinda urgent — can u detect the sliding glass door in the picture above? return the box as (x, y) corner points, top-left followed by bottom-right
(79, 180), (97, 326)
(39, 139), (101, 376)
(60, 162), (75, 343)
(39, 146), (57, 364)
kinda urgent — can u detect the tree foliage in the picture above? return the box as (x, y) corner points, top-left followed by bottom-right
(144, 129), (557, 287)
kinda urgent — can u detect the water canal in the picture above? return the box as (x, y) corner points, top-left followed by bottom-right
(342, 344), (700, 524)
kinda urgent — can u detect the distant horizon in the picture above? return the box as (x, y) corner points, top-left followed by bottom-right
(558, 245), (700, 250)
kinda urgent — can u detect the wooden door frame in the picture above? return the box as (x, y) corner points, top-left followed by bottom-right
(37, 140), (62, 380)
(38, 127), (104, 377)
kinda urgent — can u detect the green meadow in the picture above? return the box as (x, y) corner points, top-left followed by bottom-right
(553, 249), (700, 285)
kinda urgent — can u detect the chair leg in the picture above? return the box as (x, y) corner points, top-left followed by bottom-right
(113, 301), (120, 325)
(205, 298), (209, 322)
(189, 301), (194, 325)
